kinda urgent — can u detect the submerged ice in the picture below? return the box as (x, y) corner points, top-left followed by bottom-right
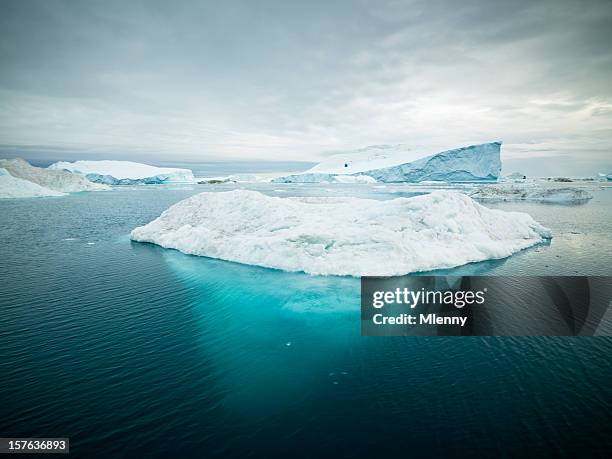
(273, 142), (502, 184)
(130, 189), (551, 276)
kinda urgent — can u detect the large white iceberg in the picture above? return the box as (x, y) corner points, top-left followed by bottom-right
(0, 158), (109, 192)
(273, 142), (502, 183)
(0, 168), (66, 198)
(471, 185), (593, 203)
(49, 160), (195, 185)
(130, 189), (551, 276)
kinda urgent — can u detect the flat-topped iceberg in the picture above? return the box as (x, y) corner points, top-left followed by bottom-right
(130, 189), (551, 276)
(49, 160), (195, 185)
(471, 185), (592, 203)
(0, 167), (66, 198)
(0, 158), (109, 192)
(273, 142), (502, 184)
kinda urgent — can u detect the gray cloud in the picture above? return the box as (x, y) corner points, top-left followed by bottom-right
(0, 0), (611, 174)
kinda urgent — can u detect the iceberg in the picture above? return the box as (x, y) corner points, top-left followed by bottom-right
(503, 172), (527, 181)
(268, 173), (376, 184)
(470, 185), (593, 203)
(0, 158), (109, 192)
(273, 142), (502, 183)
(197, 174), (272, 184)
(272, 172), (339, 183)
(0, 168), (66, 198)
(130, 189), (551, 276)
(48, 160), (195, 185)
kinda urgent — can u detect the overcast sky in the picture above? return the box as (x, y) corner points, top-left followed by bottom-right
(1, 0), (611, 174)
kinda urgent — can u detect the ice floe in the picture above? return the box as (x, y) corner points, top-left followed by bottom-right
(470, 185), (592, 203)
(131, 189), (551, 276)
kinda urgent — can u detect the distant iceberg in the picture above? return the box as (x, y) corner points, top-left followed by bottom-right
(471, 185), (593, 203)
(197, 174), (272, 184)
(503, 172), (526, 181)
(273, 142), (502, 183)
(131, 189), (551, 276)
(0, 158), (109, 192)
(0, 167), (66, 198)
(596, 173), (611, 181)
(270, 172), (377, 184)
(49, 160), (195, 185)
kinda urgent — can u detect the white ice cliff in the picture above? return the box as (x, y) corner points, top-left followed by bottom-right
(272, 142), (502, 183)
(130, 189), (551, 277)
(0, 168), (66, 198)
(49, 160), (195, 185)
(0, 158), (109, 193)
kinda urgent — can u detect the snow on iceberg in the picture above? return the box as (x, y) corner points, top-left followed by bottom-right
(470, 185), (592, 203)
(273, 142), (502, 183)
(0, 168), (66, 198)
(48, 160), (195, 185)
(0, 158), (109, 192)
(130, 189), (551, 276)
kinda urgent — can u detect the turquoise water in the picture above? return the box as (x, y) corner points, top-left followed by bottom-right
(1, 183), (611, 457)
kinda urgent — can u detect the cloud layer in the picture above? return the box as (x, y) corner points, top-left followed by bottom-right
(0, 0), (611, 174)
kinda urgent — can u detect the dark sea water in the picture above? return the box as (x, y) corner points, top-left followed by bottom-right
(1, 183), (611, 457)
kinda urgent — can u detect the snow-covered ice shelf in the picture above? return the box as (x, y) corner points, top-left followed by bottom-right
(130, 189), (551, 276)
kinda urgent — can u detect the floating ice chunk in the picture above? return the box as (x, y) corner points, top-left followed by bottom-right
(471, 185), (592, 203)
(130, 190), (551, 276)
(272, 173), (339, 183)
(49, 160), (195, 185)
(197, 174), (272, 184)
(502, 172), (527, 182)
(0, 158), (109, 192)
(0, 168), (66, 198)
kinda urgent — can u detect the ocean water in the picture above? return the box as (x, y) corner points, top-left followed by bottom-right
(1, 182), (611, 457)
